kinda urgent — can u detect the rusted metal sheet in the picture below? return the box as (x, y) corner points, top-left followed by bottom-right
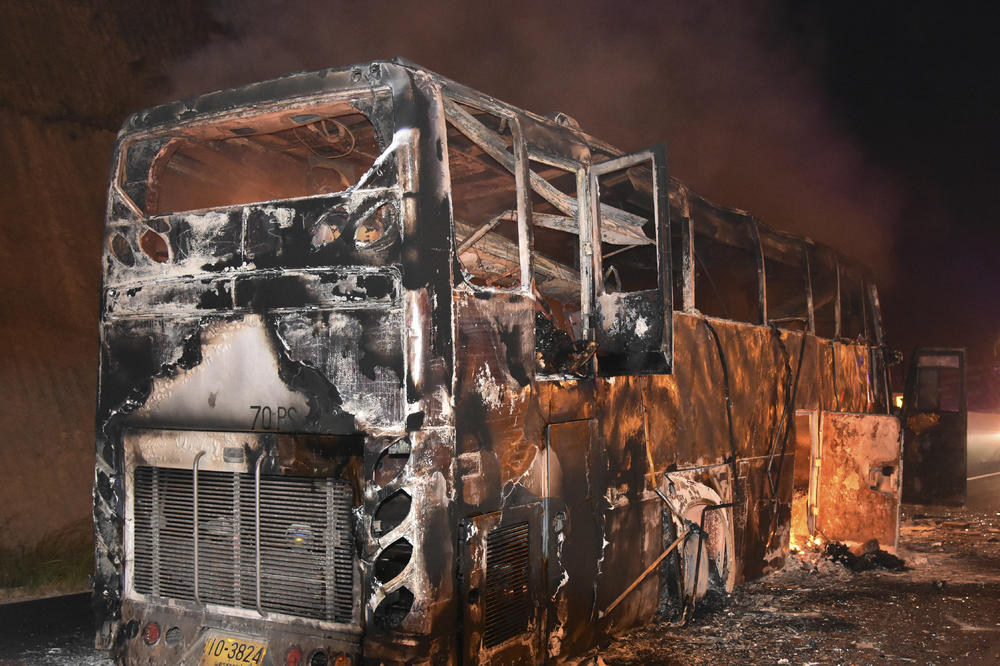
(815, 412), (902, 551)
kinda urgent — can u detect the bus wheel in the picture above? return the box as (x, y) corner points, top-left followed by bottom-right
(658, 477), (736, 623)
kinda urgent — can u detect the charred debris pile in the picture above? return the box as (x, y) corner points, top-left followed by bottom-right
(823, 541), (906, 572)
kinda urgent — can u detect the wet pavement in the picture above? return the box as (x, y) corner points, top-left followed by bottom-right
(0, 593), (110, 666)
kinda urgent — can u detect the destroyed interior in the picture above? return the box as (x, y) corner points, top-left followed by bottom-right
(95, 59), (902, 665)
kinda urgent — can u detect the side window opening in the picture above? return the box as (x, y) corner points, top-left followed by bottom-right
(760, 228), (809, 331)
(596, 165), (658, 294)
(914, 354), (963, 412)
(444, 98), (598, 377)
(590, 147), (671, 376)
(528, 158), (589, 376)
(809, 246), (838, 339)
(526, 158), (584, 306)
(444, 102), (672, 376)
(690, 196), (761, 324)
(839, 266), (866, 341)
(447, 104), (524, 291)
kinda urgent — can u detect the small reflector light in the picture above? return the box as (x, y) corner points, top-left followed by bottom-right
(142, 621), (160, 645)
(285, 646), (303, 666)
(334, 654), (352, 666)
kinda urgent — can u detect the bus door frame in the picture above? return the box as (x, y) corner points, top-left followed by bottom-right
(902, 347), (968, 505)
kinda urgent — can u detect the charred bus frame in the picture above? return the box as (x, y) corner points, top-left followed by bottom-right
(95, 59), (901, 664)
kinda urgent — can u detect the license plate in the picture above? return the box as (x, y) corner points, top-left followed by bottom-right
(201, 634), (268, 666)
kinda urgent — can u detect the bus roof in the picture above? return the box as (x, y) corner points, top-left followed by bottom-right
(119, 58), (875, 284)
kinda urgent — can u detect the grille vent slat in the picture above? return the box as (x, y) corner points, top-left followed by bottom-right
(133, 466), (355, 623)
(482, 521), (530, 648)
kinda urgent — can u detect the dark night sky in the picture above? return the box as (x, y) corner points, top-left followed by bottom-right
(148, 1), (999, 386)
(778, 4), (1000, 376)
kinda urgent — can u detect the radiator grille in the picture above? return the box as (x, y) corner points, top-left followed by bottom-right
(483, 521), (530, 648)
(133, 466), (355, 623)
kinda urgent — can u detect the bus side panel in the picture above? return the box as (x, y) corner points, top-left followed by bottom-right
(593, 497), (663, 631)
(544, 419), (603, 661)
(651, 315), (730, 467)
(595, 375), (651, 498)
(789, 334), (824, 411)
(591, 378), (662, 629)
(666, 315), (799, 461)
(451, 288), (549, 662)
(640, 374), (685, 473)
(814, 340), (839, 412)
(452, 288), (544, 515)
(833, 342), (875, 413)
(649, 314), (802, 585)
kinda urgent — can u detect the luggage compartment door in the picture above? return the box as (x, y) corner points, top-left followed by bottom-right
(816, 412), (903, 551)
(458, 503), (543, 664)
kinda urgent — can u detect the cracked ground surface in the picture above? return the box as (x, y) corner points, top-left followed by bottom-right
(588, 506), (1000, 665)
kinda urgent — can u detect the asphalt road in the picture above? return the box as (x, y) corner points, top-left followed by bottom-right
(0, 593), (110, 666)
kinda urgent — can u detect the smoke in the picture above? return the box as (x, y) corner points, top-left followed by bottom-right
(165, 0), (903, 283)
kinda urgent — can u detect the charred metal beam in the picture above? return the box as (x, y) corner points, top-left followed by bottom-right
(443, 97), (650, 241)
(598, 528), (690, 620)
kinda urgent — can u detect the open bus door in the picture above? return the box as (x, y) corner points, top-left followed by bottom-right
(902, 348), (968, 505)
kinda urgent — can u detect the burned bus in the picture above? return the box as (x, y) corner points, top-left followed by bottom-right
(95, 59), (902, 665)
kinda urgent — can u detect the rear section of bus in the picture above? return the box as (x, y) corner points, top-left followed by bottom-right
(95, 63), (453, 665)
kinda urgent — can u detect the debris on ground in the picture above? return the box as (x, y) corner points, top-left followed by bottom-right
(823, 539), (907, 571)
(587, 507), (1000, 665)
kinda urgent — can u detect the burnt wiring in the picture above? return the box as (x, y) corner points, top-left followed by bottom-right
(764, 327), (795, 495)
(685, 316), (739, 623)
(701, 318), (738, 468)
(764, 328), (808, 547)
